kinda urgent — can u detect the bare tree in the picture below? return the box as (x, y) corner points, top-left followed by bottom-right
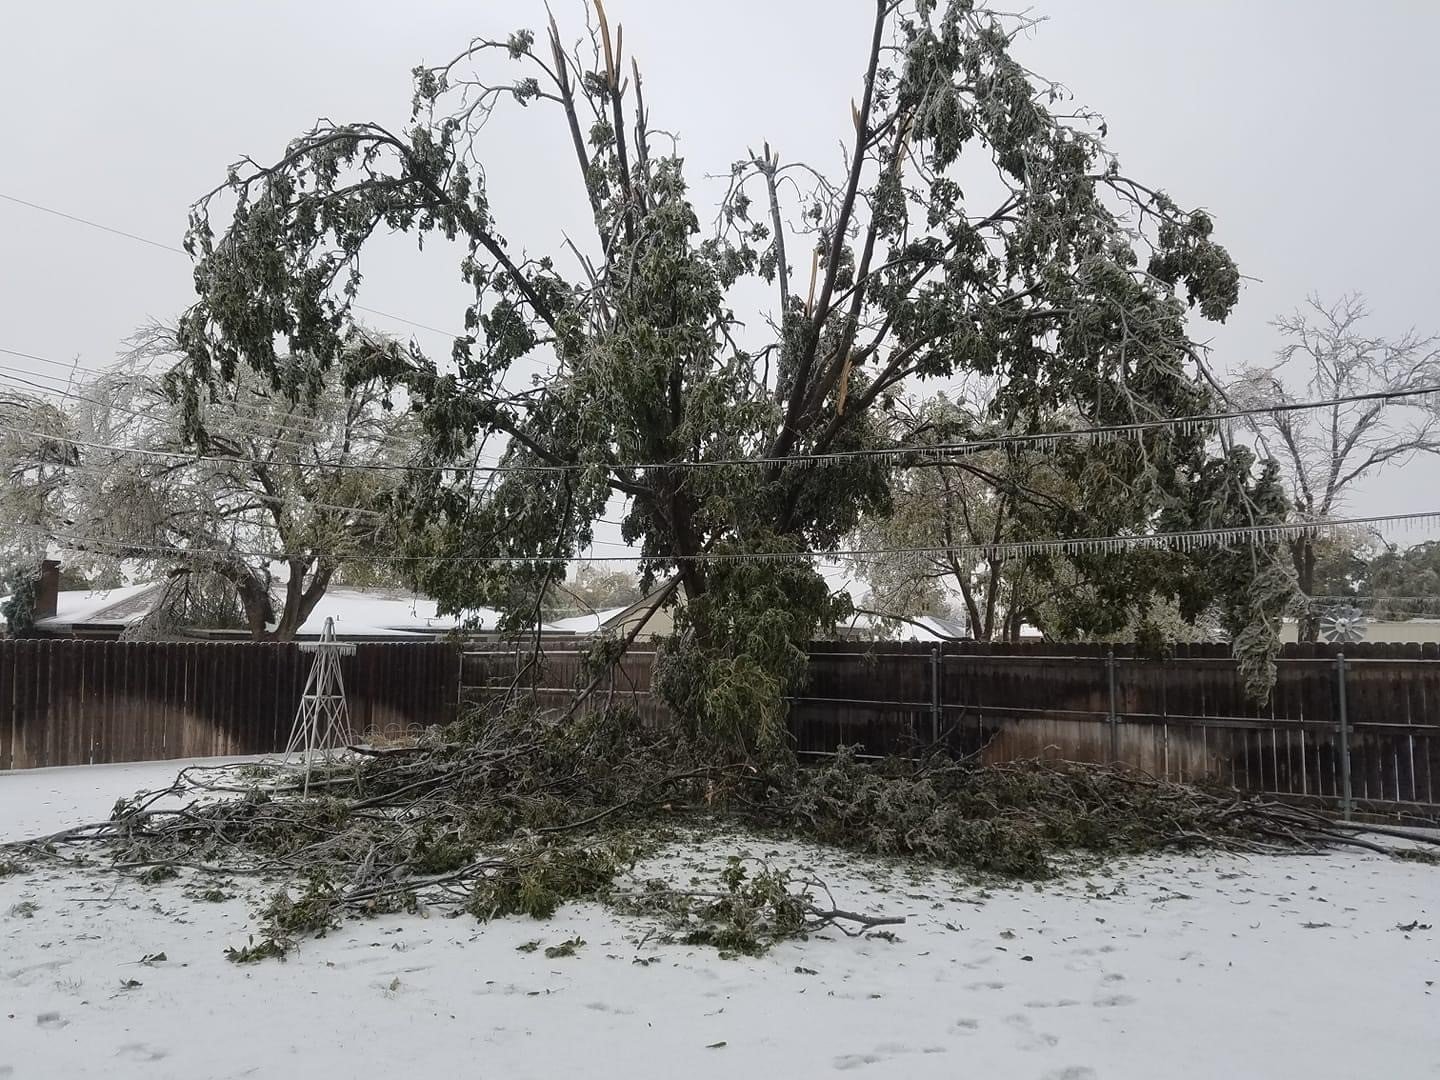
(57, 330), (420, 640)
(851, 397), (1048, 642)
(0, 389), (81, 631)
(1230, 294), (1440, 639)
(0, 389), (75, 559)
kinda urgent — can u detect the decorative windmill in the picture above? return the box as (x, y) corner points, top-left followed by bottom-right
(1319, 605), (1367, 644)
(282, 617), (357, 793)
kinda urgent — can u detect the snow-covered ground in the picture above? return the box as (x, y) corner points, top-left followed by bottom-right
(2, 760), (1437, 1079)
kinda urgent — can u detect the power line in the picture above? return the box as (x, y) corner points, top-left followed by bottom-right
(8, 193), (1440, 473)
(12, 337), (1438, 444)
(0, 367), (439, 468)
(8, 194), (1437, 578)
(0, 191), (462, 341)
(0, 192), (182, 255)
(8, 510), (1439, 567)
(6, 379), (1440, 479)
(0, 346), (96, 375)
(0, 386), (641, 539)
(1308, 595), (1440, 602)
(0, 361), (430, 458)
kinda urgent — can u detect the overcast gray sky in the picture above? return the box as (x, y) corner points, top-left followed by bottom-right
(3, 0), (1438, 550)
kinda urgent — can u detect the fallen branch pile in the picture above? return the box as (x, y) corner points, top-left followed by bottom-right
(5, 706), (1435, 959)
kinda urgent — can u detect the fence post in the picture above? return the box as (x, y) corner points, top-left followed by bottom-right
(1106, 649), (1119, 764)
(1336, 651), (1353, 822)
(929, 645), (941, 746)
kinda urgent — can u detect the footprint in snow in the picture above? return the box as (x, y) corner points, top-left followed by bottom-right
(585, 1002), (637, 1015)
(1004, 1013), (1058, 1051)
(1092, 994), (1135, 1008)
(36, 1013), (69, 1030)
(1043, 1069), (1098, 1080)
(116, 1044), (169, 1062)
(832, 1044), (944, 1070)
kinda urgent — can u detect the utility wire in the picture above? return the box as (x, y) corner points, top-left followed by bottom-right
(7, 510), (1439, 567)
(8, 194), (1440, 567)
(0, 369), (437, 468)
(0, 191), (461, 341)
(5, 372), (1439, 478)
(0, 360), (430, 458)
(6, 194), (1439, 472)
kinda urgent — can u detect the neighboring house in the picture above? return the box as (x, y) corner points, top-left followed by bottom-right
(832, 610), (1044, 642)
(1, 562), (504, 641)
(0, 559), (162, 637)
(7, 562), (1062, 644)
(287, 587), (500, 640)
(27, 581), (168, 638)
(544, 590), (676, 640)
(834, 610), (968, 642)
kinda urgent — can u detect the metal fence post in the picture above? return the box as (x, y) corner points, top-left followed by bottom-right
(1106, 649), (1119, 764)
(1336, 651), (1353, 821)
(929, 645), (941, 746)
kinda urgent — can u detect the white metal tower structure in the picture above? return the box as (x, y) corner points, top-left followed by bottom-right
(282, 617), (357, 792)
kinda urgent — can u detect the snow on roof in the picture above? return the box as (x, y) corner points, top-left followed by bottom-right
(1, 580), (500, 638)
(289, 587), (500, 637)
(30, 583), (165, 630)
(543, 606), (630, 635)
(836, 611), (954, 642)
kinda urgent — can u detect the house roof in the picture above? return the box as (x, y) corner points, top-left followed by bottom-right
(25, 583), (167, 632)
(3, 581), (503, 639)
(543, 606), (631, 635)
(835, 610), (1041, 642)
(289, 588), (500, 638)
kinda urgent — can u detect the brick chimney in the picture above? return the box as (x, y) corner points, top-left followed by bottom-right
(35, 559), (60, 621)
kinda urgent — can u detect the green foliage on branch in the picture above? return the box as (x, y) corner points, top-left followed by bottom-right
(171, 1), (1278, 743)
(13, 705), (1410, 965)
(0, 562), (39, 636)
(855, 395), (1297, 674)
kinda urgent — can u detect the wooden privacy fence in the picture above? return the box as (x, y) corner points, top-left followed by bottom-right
(0, 639), (460, 770)
(463, 640), (1440, 820)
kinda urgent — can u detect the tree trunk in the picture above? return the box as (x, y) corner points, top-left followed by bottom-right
(229, 575), (274, 640)
(980, 560), (1002, 642)
(956, 577), (983, 641)
(270, 560), (337, 641)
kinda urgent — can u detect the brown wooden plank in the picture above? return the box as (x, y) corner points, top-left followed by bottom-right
(189, 642), (206, 760)
(0, 641), (14, 771)
(115, 642), (135, 765)
(218, 643), (235, 757)
(238, 643), (255, 754)
(256, 643), (272, 753)
(54, 641), (77, 767)
(36, 641), (56, 768)
(89, 640), (106, 764)
(12, 640), (37, 769)
(157, 642), (176, 760)
(132, 642), (152, 762)
(185, 642), (206, 760)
